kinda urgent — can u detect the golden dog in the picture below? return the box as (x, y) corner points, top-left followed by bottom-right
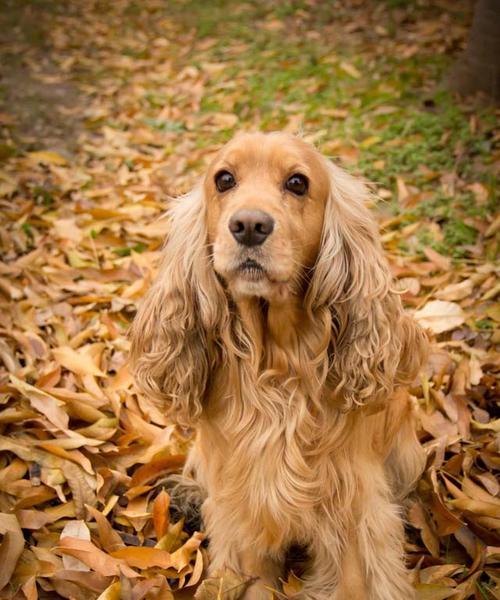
(130, 132), (427, 599)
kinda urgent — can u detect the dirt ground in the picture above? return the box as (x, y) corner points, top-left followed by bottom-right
(0, 0), (84, 156)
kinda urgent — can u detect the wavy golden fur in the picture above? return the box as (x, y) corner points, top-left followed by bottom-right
(130, 132), (428, 599)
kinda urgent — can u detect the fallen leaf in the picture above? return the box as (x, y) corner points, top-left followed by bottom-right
(110, 546), (172, 569)
(0, 513), (24, 590)
(195, 569), (253, 600)
(56, 537), (137, 577)
(414, 301), (466, 334)
(435, 279), (473, 301)
(339, 61), (361, 78)
(423, 248), (451, 271)
(60, 520), (91, 571)
(27, 150), (67, 165)
(52, 346), (107, 377)
(282, 571), (304, 597)
(153, 490), (170, 541)
(408, 502), (440, 557)
(414, 583), (456, 600)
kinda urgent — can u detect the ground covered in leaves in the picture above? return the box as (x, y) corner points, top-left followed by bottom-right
(0, 0), (498, 599)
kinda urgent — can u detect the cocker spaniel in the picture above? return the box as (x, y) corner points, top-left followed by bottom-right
(130, 132), (428, 600)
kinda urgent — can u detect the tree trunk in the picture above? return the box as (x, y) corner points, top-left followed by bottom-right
(448, 0), (500, 101)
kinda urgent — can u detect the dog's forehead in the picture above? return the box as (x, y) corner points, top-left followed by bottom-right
(213, 132), (322, 173)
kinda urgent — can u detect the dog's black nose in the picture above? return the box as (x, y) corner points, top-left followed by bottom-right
(228, 209), (274, 246)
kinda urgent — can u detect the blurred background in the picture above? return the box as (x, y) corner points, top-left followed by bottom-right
(0, 1), (498, 599)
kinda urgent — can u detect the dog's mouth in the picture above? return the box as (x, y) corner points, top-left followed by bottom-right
(238, 258), (266, 280)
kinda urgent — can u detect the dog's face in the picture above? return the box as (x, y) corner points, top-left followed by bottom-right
(204, 132), (330, 301)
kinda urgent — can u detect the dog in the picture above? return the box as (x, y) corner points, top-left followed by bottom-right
(130, 132), (427, 599)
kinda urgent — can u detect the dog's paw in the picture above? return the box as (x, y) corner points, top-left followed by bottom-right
(163, 475), (206, 535)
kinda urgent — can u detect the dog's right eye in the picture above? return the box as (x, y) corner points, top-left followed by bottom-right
(215, 170), (236, 193)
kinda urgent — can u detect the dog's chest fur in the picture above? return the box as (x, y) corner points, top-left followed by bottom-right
(198, 301), (348, 548)
(202, 370), (339, 549)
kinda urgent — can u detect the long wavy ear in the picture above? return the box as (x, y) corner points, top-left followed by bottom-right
(306, 161), (427, 409)
(129, 185), (227, 425)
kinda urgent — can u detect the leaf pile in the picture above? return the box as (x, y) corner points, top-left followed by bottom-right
(0, 1), (498, 599)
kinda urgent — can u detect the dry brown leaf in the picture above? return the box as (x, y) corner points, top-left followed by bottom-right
(62, 460), (97, 518)
(423, 248), (451, 271)
(0, 513), (25, 590)
(153, 490), (171, 541)
(195, 569), (253, 600)
(435, 279), (473, 301)
(449, 498), (500, 519)
(408, 502), (440, 558)
(414, 583), (456, 600)
(170, 532), (205, 571)
(56, 537), (138, 577)
(186, 549), (205, 588)
(86, 505), (125, 553)
(60, 520), (91, 571)
(9, 375), (69, 431)
(52, 345), (107, 377)
(282, 572), (304, 597)
(53, 218), (84, 243)
(339, 61), (361, 78)
(414, 301), (466, 334)
(96, 581), (121, 600)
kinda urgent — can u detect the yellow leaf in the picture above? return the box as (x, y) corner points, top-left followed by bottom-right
(282, 572), (304, 597)
(52, 346), (107, 377)
(471, 418), (500, 432)
(111, 546), (172, 569)
(396, 176), (409, 203)
(449, 497), (500, 519)
(27, 150), (67, 165)
(359, 135), (381, 148)
(97, 582), (121, 600)
(339, 61), (361, 78)
(485, 213), (500, 237)
(65, 250), (97, 268)
(170, 531), (204, 571)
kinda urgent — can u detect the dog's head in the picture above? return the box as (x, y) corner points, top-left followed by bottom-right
(130, 132), (427, 424)
(204, 132), (329, 303)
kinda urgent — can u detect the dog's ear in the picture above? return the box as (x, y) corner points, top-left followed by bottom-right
(129, 185), (227, 425)
(306, 161), (427, 409)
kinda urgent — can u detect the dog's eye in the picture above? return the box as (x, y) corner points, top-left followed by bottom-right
(215, 170), (236, 193)
(285, 174), (309, 196)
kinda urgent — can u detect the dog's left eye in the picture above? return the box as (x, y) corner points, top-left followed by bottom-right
(285, 174), (309, 196)
(215, 170), (236, 193)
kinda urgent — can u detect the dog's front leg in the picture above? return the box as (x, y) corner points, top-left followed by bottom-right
(300, 502), (414, 599)
(202, 498), (282, 600)
(298, 493), (415, 600)
(297, 532), (367, 600)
